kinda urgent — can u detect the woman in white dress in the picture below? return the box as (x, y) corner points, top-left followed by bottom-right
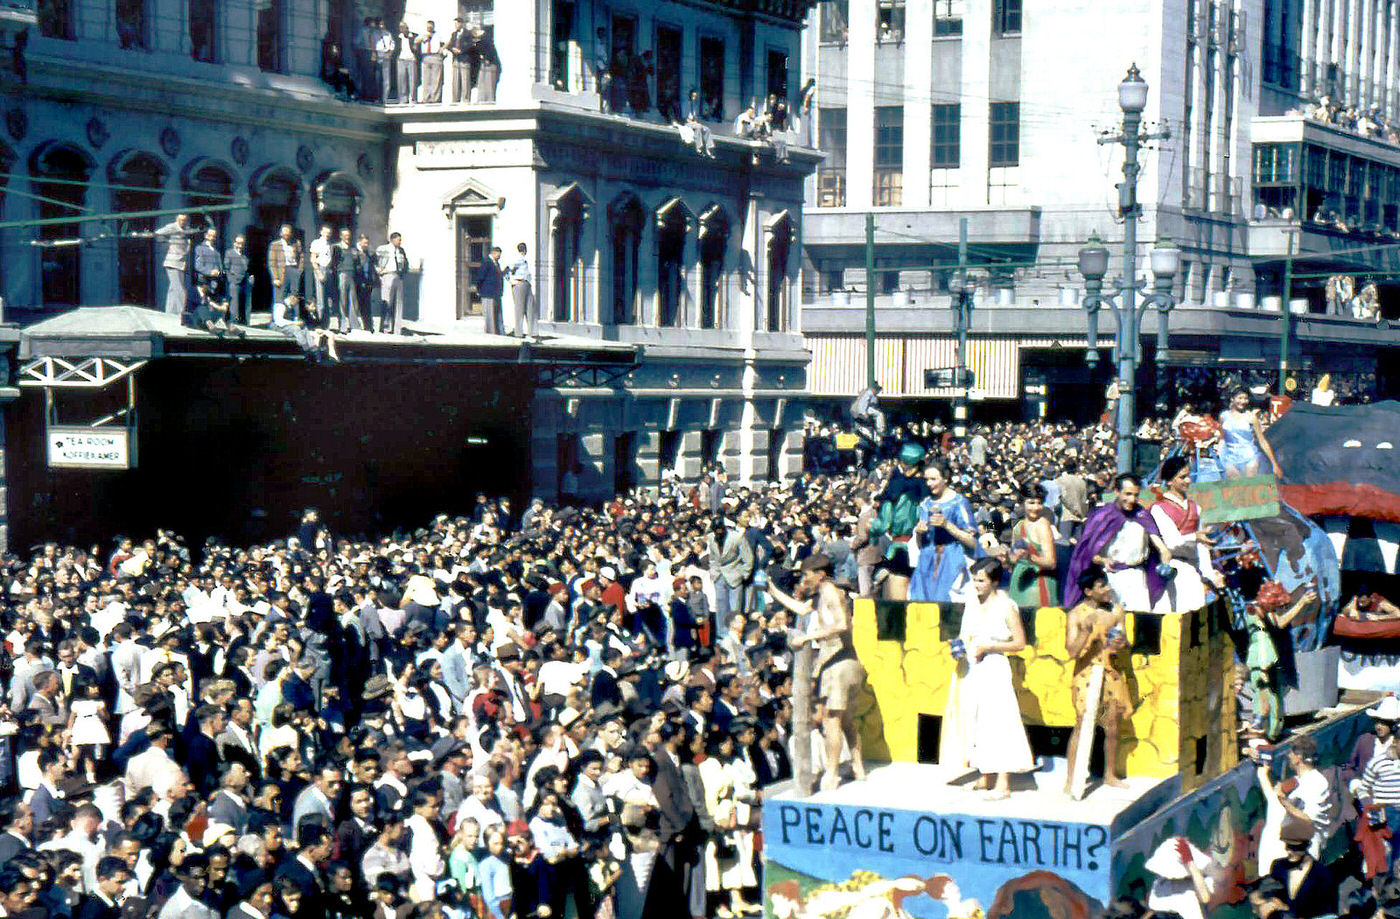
(940, 557), (1034, 798)
(698, 727), (760, 917)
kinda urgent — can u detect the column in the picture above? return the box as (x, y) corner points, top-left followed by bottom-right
(1374, 0), (1390, 108)
(1388, 1), (1398, 118)
(494, 0), (541, 104)
(962, 0), (993, 206)
(1333, 0), (1348, 93)
(1348, 0), (1363, 99)
(903, 0), (934, 207)
(1300, 0), (1315, 94)
(1360, 0), (1374, 105)
(846, 0), (877, 208)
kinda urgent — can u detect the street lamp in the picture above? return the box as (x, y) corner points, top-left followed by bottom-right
(1078, 64), (1175, 474)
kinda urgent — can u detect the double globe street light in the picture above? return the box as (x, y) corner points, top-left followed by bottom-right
(1077, 64), (1180, 474)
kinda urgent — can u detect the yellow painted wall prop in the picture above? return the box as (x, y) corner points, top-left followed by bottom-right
(850, 599), (1238, 790)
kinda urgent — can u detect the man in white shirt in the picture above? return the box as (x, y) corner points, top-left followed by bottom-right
(124, 723), (180, 798)
(309, 225), (335, 326)
(416, 21), (446, 103)
(374, 19), (396, 105)
(404, 789), (446, 902)
(44, 803), (103, 892)
(507, 242), (535, 338)
(374, 233), (410, 334)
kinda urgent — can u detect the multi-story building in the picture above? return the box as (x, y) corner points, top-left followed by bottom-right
(800, 0), (1400, 419)
(0, 0), (819, 545)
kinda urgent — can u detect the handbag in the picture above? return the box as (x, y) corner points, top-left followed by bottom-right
(1369, 803), (1390, 828)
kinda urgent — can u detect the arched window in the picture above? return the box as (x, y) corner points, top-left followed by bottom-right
(30, 142), (95, 308)
(189, 0), (217, 61)
(38, 0), (74, 39)
(607, 193), (643, 326)
(248, 165), (302, 311)
(698, 204), (729, 330)
(182, 158), (235, 246)
(548, 183), (590, 323)
(313, 171), (362, 238)
(109, 150), (170, 307)
(765, 211), (793, 331)
(655, 197), (692, 328)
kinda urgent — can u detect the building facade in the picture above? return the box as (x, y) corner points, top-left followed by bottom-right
(0, 0), (818, 516)
(799, 0), (1400, 415)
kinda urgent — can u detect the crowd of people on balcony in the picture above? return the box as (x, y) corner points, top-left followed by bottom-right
(319, 17), (501, 105)
(1293, 95), (1400, 146)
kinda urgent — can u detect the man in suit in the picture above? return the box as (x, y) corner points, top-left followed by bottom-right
(154, 213), (195, 315)
(589, 649), (624, 709)
(224, 234), (252, 324)
(650, 721), (699, 916)
(393, 20), (418, 103)
(54, 641), (97, 705)
(217, 697), (260, 779)
(182, 704), (225, 795)
(374, 232), (409, 333)
(76, 856), (132, 919)
(473, 245), (504, 330)
(353, 234), (378, 332)
(291, 761), (342, 831)
(27, 670), (66, 727)
(707, 515), (754, 637)
(332, 228), (361, 334)
(446, 17), (472, 102)
(267, 223), (304, 305)
(0, 802), (31, 869)
(470, 25), (499, 102)
(193, 226), (224, 298)
(1266, 819), (1337, 918)
(274, 823), (332, 917)
(208, 762), (250, 833)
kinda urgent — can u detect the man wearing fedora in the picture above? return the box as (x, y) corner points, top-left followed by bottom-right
(1264, 818), (1337, 918)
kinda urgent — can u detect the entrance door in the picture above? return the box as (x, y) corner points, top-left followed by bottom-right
(457, 216), (492, 319)
(614, 432), (636, 495)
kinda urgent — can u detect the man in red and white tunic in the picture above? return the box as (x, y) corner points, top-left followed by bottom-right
(1149, 455), (1223, 614)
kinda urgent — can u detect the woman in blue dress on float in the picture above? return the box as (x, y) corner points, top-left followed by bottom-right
(1218, 389), (1284, 479)
(908, 458), (983, 603)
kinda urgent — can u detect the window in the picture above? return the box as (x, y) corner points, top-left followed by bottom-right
(824, 268), (844, 291)
(879, 268), (900, 294)
(767, 48), (789, 103)
(873, 105), (904, 206)
(699, 37), (725, 120)
(608, 195), (643, 325)
(993, 0), (1021, 34)
(699, 207), (729, 330)
(32, 145), (93, 308)
(38, 0), (73, 39)
(189, 0), (216, 61)
(931, 104), (961, 168)
(247, 167), (301, 313)
(818, 107), (847, 207)
(766, 215), (792, 331)
(257, 0), (284, 72)
(657, 201), (689, 327)
(550, 1), (574, 90)
(820, 0), (849, 43)
(184, 161), (234, 243)
(989, 102), (1020, 167)
(656, 26), (682, 121)
(767, 427), (785, 481)
(116, 0), (148, 49)
(658, 431), (682, 479)
(1252, 144), (1297, 184)
(614, 433), (636, 495)
(701, 430), (723, 466)
(112, 153), (169, 308)
(934, 0), (963, 35)
(314, 173), (361, 239)
(552, 212), (582, 322)
(877, 0), (905, 42)
(456, 216), (492, 318)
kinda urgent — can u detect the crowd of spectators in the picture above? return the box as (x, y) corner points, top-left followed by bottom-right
(328, 18), (500, 105)
(1294, 95), (1400, 147)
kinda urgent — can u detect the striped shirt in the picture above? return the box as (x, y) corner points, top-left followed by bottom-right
(1362, 754), (1400, 804)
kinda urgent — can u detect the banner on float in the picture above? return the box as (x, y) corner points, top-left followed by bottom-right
(1189, 474), (1280, 525)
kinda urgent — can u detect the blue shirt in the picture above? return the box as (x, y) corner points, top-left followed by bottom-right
(509, 257), (531, 284)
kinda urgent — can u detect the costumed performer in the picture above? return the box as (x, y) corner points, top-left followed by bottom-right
(1064, 473), (1174, 614)
(1218, 389), (1283, 479)
(867, 443), (929, 600)
(1245, 581), (1317, 743)
(1063, 564), (1132, 793)
(1008, 482), (1059, 608)
(1148, 456), (1224, 614)
(940, 557), (1034, 799)
(908, 458), (982, 604)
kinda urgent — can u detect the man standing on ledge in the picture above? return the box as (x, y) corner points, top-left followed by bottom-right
(768, 553), (866, 791)
(1063, 564), (1132, 795)
(1064, 472), (1174, 613)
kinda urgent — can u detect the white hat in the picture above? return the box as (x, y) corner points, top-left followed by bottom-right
(1144, 837), (1211, 879)
(663, 660), (690, 683)
(599, 566), (617, 581)
(1368, 696), (1400, 721)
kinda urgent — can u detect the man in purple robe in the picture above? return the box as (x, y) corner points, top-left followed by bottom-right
(1064, 473), (1174, 613)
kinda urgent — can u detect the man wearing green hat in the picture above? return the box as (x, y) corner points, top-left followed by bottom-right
(867, 442), (929, 599)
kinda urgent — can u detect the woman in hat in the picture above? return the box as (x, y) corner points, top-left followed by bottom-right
(1353, 698), (1400, 877)
(939, 558), (1033, 799)
(1144, 837), (1213, 919)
